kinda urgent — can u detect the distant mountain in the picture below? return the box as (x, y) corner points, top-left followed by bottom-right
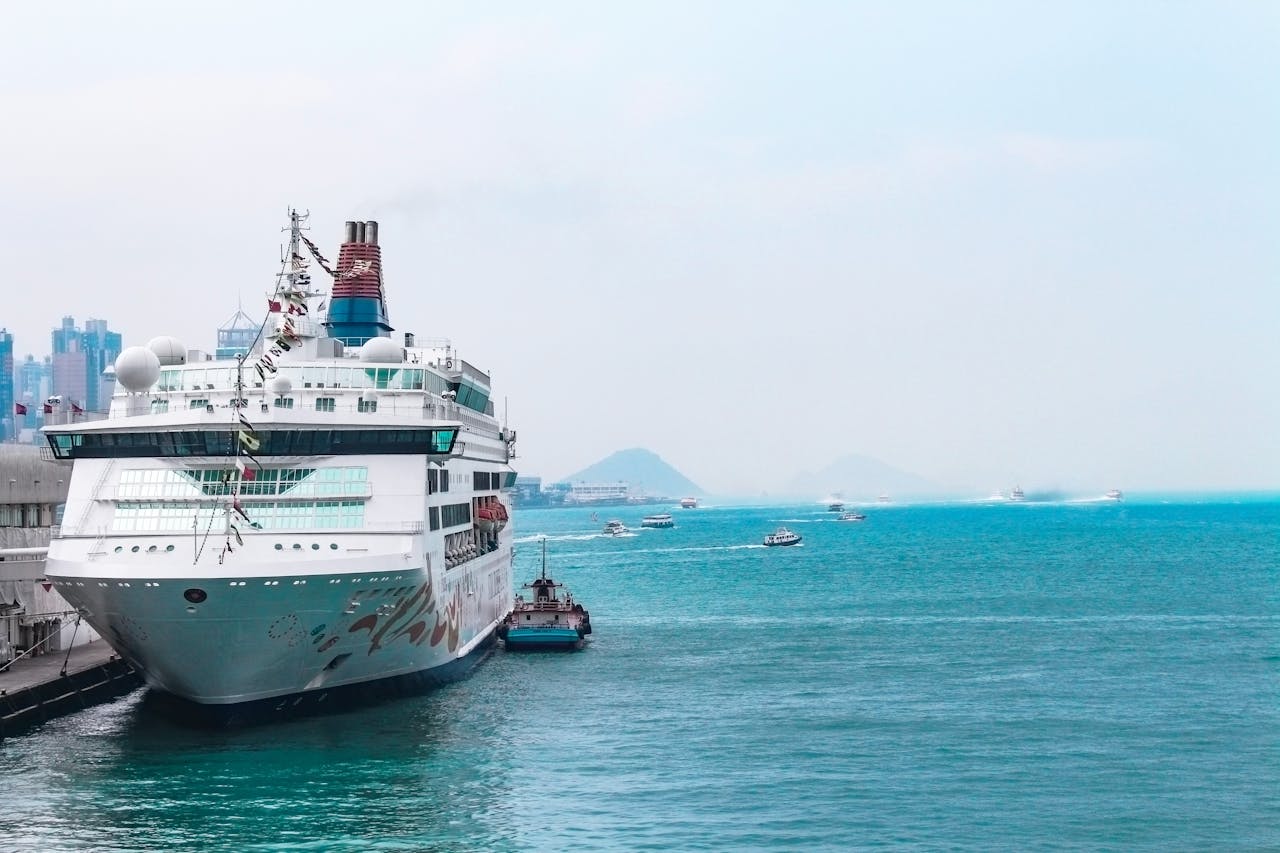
(783, 454), (946, 500)
(560, 448), (702, 498)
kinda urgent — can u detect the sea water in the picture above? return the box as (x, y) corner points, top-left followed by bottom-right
(0, 498), (1276, 851)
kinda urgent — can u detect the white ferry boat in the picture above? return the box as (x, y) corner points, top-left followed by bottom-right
(640, 514), (674, 529)
(679, 497), (698, 509)
(42, 213), (517, 723)
(763, 527), (802, 547)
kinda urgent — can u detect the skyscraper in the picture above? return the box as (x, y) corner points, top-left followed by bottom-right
(50, 316), (120, 413)
(15, 354), (50, 435)
(216, 307), (262, 360)
(0, 329), (13, 441)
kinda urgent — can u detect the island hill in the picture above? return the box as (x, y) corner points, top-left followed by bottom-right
(514, 449), (702, 508)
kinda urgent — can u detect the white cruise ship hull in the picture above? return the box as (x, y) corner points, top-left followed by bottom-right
(47, 543), (512, 718)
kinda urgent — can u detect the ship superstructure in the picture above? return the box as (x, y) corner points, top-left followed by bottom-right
(42, 213), (517, 720)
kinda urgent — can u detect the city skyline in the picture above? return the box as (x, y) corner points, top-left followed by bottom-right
(1, 2), (1276, 492)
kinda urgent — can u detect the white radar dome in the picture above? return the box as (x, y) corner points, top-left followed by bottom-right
(267, 375), (293, 396)
(358, 337), (403, 364)
(147, 335), (187, 366)
(114, 347), (161, 392)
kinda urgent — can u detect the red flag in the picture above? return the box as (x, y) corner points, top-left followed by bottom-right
(71, 402), (84, 414)
(268, 300), (282, 312)
(14, 402), (26, 415)
(43, 403), (53, 414)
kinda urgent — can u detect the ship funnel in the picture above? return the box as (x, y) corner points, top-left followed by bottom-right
(323, 218), (393, 346)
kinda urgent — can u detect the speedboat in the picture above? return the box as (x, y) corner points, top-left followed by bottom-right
(603, 520), (627, 536)
(763, 527), (802, 547)
(1104, 489), (1124, 501)
(641, 514), (674, 528)
(838, 511), (866, 521)
(498, 540), (591, 651)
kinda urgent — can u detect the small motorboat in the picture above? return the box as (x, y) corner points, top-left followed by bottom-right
(603, 520), (627, 536)
(838, 511), (866, 521)
(498, 539), (591, 652)
(763, 527), (802, 547)
(1104, 489), (1124, 501)
(641, 513), (674, 528)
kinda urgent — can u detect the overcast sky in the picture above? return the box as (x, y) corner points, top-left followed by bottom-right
(1, 2), (1276, 494)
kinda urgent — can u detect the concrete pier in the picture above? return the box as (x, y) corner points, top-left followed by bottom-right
(0, 640), (142, 738)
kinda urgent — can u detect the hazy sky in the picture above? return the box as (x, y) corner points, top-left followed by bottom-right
(2, 2), (1276, 494)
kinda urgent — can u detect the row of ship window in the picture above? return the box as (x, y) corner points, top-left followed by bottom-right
(119, 467), (368, 498)
(48, 428), (458, 459)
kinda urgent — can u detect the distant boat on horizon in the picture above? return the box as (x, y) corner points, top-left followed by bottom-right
(1105, 489), (1124, 502)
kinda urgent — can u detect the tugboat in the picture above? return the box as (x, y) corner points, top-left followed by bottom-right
(641, 513), (675, 528)
(763, 527), (802, 547)
(497, 539), (591, 652)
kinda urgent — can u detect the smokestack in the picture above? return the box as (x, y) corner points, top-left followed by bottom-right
(355, 222), (367, 243)
(366, 221), (378, 245)
(404, 332), (414, 347)
(344, 221), (358, 243)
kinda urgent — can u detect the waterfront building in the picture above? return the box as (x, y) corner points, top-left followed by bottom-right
(0, 445), (94, 662)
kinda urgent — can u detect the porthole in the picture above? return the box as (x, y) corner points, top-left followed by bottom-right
(293, 544), (302, 550)
(147, 545), (157, 553)
(166, 545), (174, 552)
(114, 546), (123, 553)
(131, 546), (140, 553)
(311, 543), (320, 550)
(330, 543), (338, 550)
(183, 588), (208, 604)
(275, 544), (283, 551)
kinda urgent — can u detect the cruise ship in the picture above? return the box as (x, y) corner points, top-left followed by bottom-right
(42, 213), (517, 723)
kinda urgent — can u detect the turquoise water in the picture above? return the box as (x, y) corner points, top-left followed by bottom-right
(2, 498), (1277, 851)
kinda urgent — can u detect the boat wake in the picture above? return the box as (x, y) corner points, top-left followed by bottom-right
(515, 532), (628, 543)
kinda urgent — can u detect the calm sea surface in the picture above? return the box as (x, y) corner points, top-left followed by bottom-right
(2, 498), (1277, 851)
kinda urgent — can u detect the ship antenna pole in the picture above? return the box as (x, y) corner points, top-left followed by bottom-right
(541, 537), (547, 580)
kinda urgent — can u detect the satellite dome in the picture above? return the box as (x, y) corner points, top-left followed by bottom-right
(114, 347), (161, 392)
(146, 335), (187, 366)
(358, 337), (403, 364)
(267, 375), (293, 397)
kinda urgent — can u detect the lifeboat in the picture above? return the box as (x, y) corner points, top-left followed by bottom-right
(476, 507), (497, 533)
(492, 502), (509, 532)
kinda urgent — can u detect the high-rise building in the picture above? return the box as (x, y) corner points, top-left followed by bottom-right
(80, 318), (122, 413)
(216, 307), (262, 360)
(15, 354), (50, 435)
(0, 329), (13, 441)
(49, 316), (120, 414)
